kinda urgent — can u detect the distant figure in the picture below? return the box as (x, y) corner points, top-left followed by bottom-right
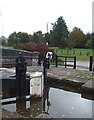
(38, 54), (41, 66)
(38, 64), (44, 72)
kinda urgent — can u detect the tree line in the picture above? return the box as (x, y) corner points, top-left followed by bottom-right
(7, 16), (92, 49)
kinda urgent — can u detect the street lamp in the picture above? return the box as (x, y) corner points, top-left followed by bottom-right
(47, 22), (54, 33)
(14, 36), (17, 48)
(14, 34), (20, 49)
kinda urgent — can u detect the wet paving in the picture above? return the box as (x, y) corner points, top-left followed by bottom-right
(68, 61), (90, 70)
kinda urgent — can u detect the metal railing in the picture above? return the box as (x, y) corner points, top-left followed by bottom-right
(55, 55), (76, 69)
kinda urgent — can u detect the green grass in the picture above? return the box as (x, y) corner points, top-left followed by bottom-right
(68, 75), (92, 80)
(50, 47), (92, 61)
(0, 45), (13, 49)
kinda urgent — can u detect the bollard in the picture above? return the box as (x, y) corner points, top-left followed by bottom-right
(87, 52), (89, 56)
(56, 55), (58, 67)
(16, 53), (27, 99)
(89, 56), (93, 71)
(73, 50), (75, 54)
(65, 57), (67, 68)
(74, 56), (76, 69)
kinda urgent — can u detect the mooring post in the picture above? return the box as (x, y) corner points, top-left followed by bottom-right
(65, 57), (67, 68)
(74, 56), (76, 69)
(56, 55), (58, 67)
(89, 56), (93, 71)
(16, 53), (27, 99)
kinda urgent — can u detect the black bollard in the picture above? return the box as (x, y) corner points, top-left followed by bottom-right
(89, 56), (93, 71)
(74, 56), (76, 69)
(65, 57), (67, 68)
(56, 55), (58, 67)
(16, 53), (27, 99)
(73, 50), (75, 54)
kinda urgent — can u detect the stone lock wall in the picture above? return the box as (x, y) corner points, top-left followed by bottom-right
(1, 48), (39, 67)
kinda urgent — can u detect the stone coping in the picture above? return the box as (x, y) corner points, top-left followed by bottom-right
(1, 66), (94, 98)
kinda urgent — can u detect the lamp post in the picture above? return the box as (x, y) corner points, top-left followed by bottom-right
(47, 22), (53, 33)
(14, 34), (20, 49)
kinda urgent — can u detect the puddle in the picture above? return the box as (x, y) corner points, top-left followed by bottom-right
(1, 84), (92, 118)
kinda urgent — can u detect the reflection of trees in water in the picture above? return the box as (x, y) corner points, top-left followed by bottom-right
(16, 97), (42, 117)
(2, 86), (51, 118)
(2, 84), (52, 117)
(30, 97), (42, 117)
(16, 86), (51, 118)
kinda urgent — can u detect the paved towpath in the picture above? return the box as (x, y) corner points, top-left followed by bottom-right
(66, 61), (90, 70)
(48, 66), (92, 81)
(1, 65), (93, 93)
(1, 66), (93, 89)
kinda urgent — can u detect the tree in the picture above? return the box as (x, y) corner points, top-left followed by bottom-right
(92, 33), (94, 49)
(50, 16), (69, 48)
(17, 32), (30, 43)
(31, 31), (44, 43)
(8, 32), (31, 48)
(84, 33), (92, 49)
(70, 27), (85, 48)
(43, 33), (51, 44)
(8, 32), (17, 46)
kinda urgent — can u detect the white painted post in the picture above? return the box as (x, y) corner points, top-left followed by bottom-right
(30, 72), (44, 97)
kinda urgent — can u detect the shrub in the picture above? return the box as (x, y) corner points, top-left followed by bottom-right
(19, 42), (36, 51)
(19, 41), (54, 56)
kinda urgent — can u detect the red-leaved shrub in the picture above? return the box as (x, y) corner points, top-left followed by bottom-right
(19, 41), (54, 55)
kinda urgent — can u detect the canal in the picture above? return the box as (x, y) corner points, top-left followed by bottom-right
(1, 83), (92, 118)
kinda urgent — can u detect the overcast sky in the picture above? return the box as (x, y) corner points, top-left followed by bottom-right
(0, 0), (93, 38)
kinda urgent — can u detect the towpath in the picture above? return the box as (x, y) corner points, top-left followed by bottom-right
(1, 66), (93, 91)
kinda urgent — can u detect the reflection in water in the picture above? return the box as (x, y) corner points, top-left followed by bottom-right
(2, 84), (92, 118)
(46, 87), (92, 118)
(16, 97), (30, 117)
(42, 86), (51, 114)
(30, 97), (42, 117)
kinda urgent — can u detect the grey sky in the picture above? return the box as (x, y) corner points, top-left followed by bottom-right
(0, 0), (93, 37)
